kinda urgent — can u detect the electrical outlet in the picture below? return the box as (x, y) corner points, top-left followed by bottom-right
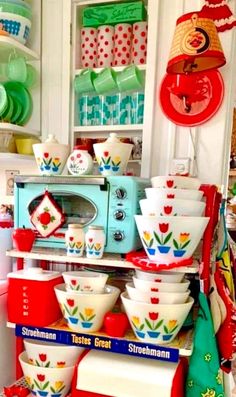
(5, 170), (19, 196)
(170, 158), (190, 176)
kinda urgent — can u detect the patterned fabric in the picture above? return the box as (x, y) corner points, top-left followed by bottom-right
(185, 292), (225, 397)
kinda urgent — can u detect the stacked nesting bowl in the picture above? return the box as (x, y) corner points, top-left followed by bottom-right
(19, 340), (84, 397)
(135, 176), (209, 265)
(54, 271), (120, 333)
(121, 269), (193, 344)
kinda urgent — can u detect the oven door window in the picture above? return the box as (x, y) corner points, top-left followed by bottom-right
(28, 192), (98, 228)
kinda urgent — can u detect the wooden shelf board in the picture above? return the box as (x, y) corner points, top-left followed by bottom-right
(229, 169), (236, 176)
(6, 248), (199, 273)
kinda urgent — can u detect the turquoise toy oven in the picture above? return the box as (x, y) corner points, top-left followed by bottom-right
(14, 175), (150, 254)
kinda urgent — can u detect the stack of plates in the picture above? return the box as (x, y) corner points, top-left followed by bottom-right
(0, 81), (33, 125)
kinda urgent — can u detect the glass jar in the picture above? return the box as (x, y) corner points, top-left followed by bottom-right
(85, 225), (105, 259)
(65, 224), (85, 257)
(67, 145), (93, 175)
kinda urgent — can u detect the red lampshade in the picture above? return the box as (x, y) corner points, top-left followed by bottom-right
(167, 11), (226, 74)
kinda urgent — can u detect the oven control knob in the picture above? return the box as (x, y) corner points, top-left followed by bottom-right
(114, 210), (125, 220)
(115, 188), (127, 199)
(113, 231), (124, 241)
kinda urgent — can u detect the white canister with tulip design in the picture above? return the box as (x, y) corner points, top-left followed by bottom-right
(65, 224), (85, 257)
(85, 226), (105, 259)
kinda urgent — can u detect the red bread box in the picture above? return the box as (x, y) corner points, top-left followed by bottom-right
(71, 350), (188, 397)
(7, 268), (63, 326)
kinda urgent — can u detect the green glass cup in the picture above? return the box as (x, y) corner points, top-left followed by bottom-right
(116, 65), (145, 92)
(93, 68), (118, 95)
(74, 68), (97, 94)
(24, 64), (38, 88)
(7, 55), (27, 83)
(0, 84), (8, 116)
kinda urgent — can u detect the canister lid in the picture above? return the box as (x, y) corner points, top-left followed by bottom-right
(68, 224), (84, 229)
(88, 225), (104, 230)
(7, 268), (62, 281)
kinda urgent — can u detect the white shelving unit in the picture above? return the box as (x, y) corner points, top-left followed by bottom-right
(0, 36), (39, 63)
(70, 0), (156, 177)
(0, 123), (40, 137)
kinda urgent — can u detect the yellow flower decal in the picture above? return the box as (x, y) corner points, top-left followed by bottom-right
(94, 243), (101, 250)
(55, 381), (64, 390)
(216, 370), (222, 385)
(179, 233), (190, 243)
(204, 353), (212, 362)
(143, 231), (151, 241)
(201, 389), (216, 397)
(132, 316), (140, 327)
(85, 308), (94, 317)
(28, 358), (34, 365)
(53, 158), (60, 166)
(25, 376), (31, 386)
(168, 320), (177, 330)
(114, 156), (121, 163)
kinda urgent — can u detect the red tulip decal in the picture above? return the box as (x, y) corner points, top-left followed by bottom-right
(166, 180), (174, 188)
(145, 311), (163, 331)
(39, 354), (46, 362)
(167, 194), (175, 198)
(154, 223), (172, 248)
(151, 297), (159, 304)
(159, 223), (169, 233)
(69, 236), (74, 241)
(67, 299), (74, 307)
(164, 206), (172, 215)
(154, 278), (162, 282)
(37, 374), (45, 382)
(149, 312), (159, 321)
(151, 288), (158, 292)
(44, 152), (49, 158)
(71, 279), (77, 286)
(104, 151), (109, 157)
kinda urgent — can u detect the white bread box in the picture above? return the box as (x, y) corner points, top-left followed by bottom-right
(71, 350), (187, 397)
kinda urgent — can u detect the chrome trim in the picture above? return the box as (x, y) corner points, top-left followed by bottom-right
(15, 175), (107, 186)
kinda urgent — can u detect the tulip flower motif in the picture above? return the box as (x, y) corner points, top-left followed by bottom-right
(79, 307), (96, 328)
(52, 157), (61, 172)
(150, 297), (159, 304)
(163, 206), (173, 215)
(145, 312), (163, 331)
(34, 374), (49, 391)
(101, 151), (111, 167)
(35, 353), (51, 367)
(163, 319), (178, 334)
(131, 316), (145, 332)
(167, 194), (175, 199)
(154, 223), (172, 253)
(63, 299), (78, 316)
(42, 152), (52, 170)
(142, 231), (154, 248)
(86, 238), (94, 251)
(56, 362), (66, 368)
(166, 180), (174, 188)
(173, 233), (190, 249)
(50, 381), (65, 394)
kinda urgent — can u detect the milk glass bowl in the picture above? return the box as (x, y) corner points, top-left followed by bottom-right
(62, 270), (108, 293)
(23, 339), (84, 368)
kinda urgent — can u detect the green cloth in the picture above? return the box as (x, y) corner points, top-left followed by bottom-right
(185, 292), (225, 397)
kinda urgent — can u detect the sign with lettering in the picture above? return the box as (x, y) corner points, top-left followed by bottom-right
(16, 325), (179, 363)
(83, 2), (147, 27)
